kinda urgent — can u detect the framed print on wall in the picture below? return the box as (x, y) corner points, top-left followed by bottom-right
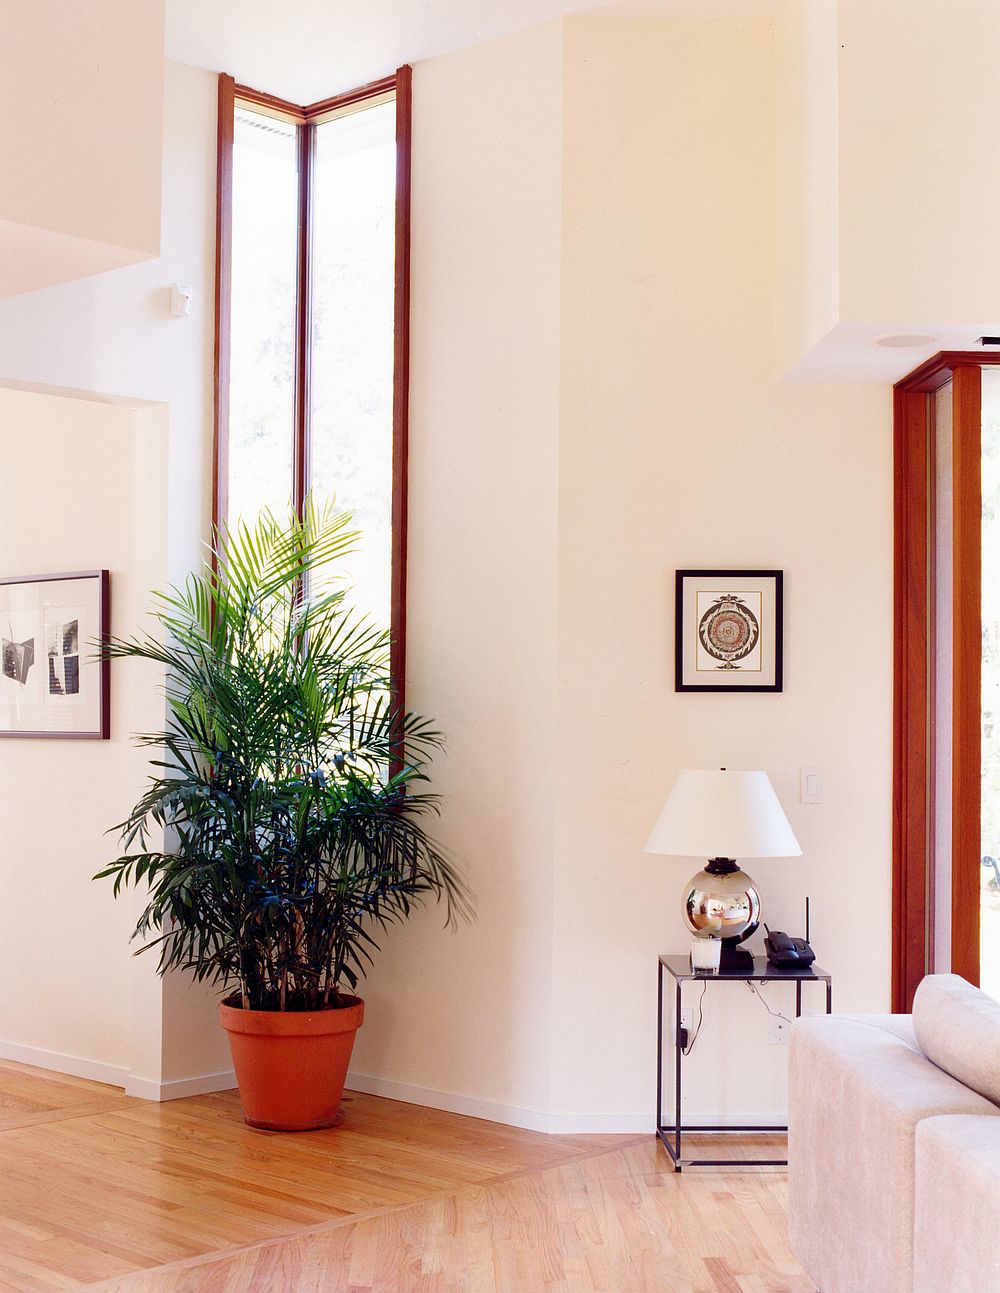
(0, 570), (110, 738)
(675, 569), (783, 693)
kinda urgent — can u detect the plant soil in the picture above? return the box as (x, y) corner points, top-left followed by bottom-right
(221, 990), (353, 1013)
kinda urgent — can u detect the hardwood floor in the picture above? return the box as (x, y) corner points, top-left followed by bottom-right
(0, 1060), (814, 1293)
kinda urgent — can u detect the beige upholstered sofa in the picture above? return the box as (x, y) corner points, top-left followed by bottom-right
(788, 974), (1000, 1293)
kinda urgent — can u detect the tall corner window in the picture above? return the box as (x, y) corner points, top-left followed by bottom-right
(893, 354), (1000, 1009)
(214, 68), (411, 691)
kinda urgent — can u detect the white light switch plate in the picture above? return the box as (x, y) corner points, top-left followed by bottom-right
(800, 767), (823, 804)
(170, 282), (193, 317)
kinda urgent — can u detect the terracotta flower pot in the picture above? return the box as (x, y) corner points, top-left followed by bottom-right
(219, 995), (364, 1131)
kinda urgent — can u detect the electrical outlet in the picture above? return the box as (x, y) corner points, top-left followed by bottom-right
(769, 1013), (791, 1046)
(680, 1008), (694, 1033)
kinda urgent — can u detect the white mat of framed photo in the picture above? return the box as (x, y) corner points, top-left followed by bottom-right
(0, 570), (110, 738)
(675, 569), (783, 693)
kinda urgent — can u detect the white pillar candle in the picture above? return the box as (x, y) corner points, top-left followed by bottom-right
(690, 936), (721, 972)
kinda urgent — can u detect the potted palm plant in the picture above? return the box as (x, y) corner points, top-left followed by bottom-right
(98, 501), (469, 1131)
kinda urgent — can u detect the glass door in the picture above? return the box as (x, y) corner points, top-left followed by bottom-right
(894, 359), (984, 1007)
(981, 370), (1000, 998)
(932, 380), (953, 975)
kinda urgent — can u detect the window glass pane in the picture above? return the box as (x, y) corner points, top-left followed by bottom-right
(934, 381), (954, 973)
(982, 369), (1000, 998)
(311, 100), (396, 625)
(228, 106), (298, 529)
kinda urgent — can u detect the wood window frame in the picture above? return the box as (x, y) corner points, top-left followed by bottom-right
(892, 352), (997, 1009)
(213, 69), (412, 735)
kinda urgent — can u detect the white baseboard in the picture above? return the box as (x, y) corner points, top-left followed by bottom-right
(0, 1039), (237, 1104)
(545, 1110), (654, 1134)
(346, 1072), (788, 1135)
(0, 1039), (128, 1090)
(345, 1070), (653, 1135)
(665, 1111), (789, 1129)
(125, 1070), (237, 1102)
(0, 1040), (784, 1132)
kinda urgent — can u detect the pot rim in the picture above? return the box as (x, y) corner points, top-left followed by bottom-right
(219, 994), (364, 1037)
(220, 992), (363, 1014)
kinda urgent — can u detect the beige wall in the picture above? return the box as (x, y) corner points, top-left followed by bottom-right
(774, 0), (839, 376)
(0, 388), (167, 1083)
(552, 14), (889, 1122)
(0, 63), (231, 1095)
(837, 0), (1000, 326)
(350, 13), (892, 1129)
(0, 0), (165, 297)
(0, 61), (218, 602)
(776, 0), (1000, 376)
(348, 21), (564, 1122)
(0, 18), (893, 1126)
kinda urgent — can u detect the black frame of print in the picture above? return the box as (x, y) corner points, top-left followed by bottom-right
(675, 569), (783, 693)
(0, 570), (110, 738)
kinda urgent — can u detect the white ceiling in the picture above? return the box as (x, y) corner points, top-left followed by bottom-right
(784, 323), (1000, 385)
(165, 0), (779, 103)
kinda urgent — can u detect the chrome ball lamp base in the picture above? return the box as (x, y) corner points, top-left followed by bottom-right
(684, 857), (760, 970)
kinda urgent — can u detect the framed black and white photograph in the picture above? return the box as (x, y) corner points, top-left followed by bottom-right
(0, 570), (110, 738)
(675, 569), (783, 693)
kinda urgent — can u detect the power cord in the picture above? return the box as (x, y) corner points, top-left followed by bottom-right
(681, 982), (708, 1055)
(746, 980), (793, 1029)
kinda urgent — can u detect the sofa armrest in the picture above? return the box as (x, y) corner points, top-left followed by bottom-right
(789, 1015), (998, 1293)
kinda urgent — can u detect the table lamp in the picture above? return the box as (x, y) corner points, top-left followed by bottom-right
(644, 768), (801, 970)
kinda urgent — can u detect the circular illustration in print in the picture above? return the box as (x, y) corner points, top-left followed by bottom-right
(698, 594), (760, 670)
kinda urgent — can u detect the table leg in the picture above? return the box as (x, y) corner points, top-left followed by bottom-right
(795, 981), (802, 1018)
(656, 960), (663, 1138)
(674, 979), (683, 1170)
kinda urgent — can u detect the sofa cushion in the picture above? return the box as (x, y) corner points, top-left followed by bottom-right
(912, 973), (1000, 1105)
(913, 1115), (1000, 1293)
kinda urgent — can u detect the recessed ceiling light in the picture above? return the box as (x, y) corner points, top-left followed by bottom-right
(875, 334), (937, 349)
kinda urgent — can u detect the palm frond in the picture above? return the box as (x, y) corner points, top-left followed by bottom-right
(98, 499), (473, 1009)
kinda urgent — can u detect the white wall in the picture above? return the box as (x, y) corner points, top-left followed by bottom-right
(552, 14), (889, 1123)
(0, 0), (165, 297)
(0, 18), (893, 1127)
(0, 62), (231, 1093)
(774, 0), (839, 376)
(838, 0), (1000, 326)
(0, 388), (167, 1084)
(348, 20), (564, 1125)
(0, 60), (218, 593)
(775, 0), (1000, 380)
(351, 13), (892, 1130)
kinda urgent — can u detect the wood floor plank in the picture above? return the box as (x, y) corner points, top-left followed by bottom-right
(88, 1141), (816, 1293)
(0, 1060), (133, 1131)
(0, 1061), (815, 1293)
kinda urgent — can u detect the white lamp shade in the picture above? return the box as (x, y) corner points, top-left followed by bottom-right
(644, 769), (801, 859)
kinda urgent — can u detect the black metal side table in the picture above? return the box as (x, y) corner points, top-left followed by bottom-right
(656, 953), (832, 1171)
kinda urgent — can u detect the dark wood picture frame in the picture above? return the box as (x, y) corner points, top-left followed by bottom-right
(675, 569), (783, 693)
(0, 569), (110, 740)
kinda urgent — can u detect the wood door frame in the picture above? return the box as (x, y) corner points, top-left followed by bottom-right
(893, 352), (992, 1009)
(389, 65), (412, 756)
(212, 73), (235, 545)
